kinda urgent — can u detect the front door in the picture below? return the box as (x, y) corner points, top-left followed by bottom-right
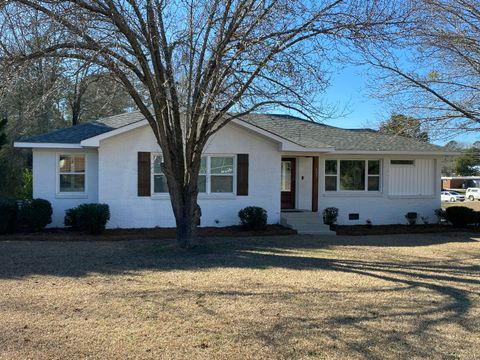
(281, 158), (296, 209)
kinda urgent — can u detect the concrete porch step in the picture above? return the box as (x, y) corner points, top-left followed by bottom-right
(281, 211), (336, 235)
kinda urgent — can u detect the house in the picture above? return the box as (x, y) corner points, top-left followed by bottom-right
(442, 176), (480, 190)
(14, 112), (454, 232)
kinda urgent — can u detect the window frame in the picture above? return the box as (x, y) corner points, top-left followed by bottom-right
(324, 159), (382, 193)
(56, 153), (87, 196)
(151, 153), (237, 196)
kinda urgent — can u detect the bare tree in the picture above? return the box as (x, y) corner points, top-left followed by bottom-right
(362, 0), (480, 138)
(0, 0), (408, 247)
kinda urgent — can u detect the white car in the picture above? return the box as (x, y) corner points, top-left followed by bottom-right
(441, 190), (465, 202)
(466, 188), (480, 201)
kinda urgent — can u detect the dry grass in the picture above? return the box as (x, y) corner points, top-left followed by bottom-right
(443, 201), (480, 211)
(0, 234), (479, 359)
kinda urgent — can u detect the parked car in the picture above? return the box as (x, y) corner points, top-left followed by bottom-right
(466, 188), (480, 201)
(441, 190), (465, 202)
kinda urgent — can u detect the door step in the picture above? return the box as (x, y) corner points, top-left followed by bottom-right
(281, 211), (335, 235)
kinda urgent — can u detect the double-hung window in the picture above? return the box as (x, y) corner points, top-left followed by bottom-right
(152, 154), (235, 195)
(325, 160), (381, 192)
(58, 154), (86, 193)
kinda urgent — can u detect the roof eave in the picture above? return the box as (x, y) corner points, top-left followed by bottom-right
(14, 142), (83, 149)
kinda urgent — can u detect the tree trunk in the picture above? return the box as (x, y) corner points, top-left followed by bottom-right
(172, 193), (200, 248)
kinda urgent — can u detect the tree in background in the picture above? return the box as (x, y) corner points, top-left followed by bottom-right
(378, 114), (429, 141)
(362, 0), (480, 137)
(455, 147), (480, 176)
(0, 113), (6, 150)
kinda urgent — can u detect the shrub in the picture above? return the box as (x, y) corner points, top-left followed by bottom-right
(238, 206), (267, 230)
(322, 207), (339, 225)
(405, 212), (417, 226)
(65, 203), (110, 234)
(434, 208), (446, 224)
(445, 206), (475, 227)
(21, 198), (52, 231)
(0, 198), (17, 234)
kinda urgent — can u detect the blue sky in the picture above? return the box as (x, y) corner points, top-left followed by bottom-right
(318, 64), (478, 147)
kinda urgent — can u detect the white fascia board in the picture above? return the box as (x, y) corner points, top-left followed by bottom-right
(331, 150), (460, 156)
(14, 142), (83, 149)
(80, 120), (149, 147)
(231, 118), (334, 153)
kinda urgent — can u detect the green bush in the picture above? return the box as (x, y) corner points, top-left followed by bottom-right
(322, 207), (339, 225)
(65, 203), (110, 234)
(238, 206), (267, 230)
(445, 206), (475, 227)
(21, 198), (52, 231)
(0, 198), (17, 234)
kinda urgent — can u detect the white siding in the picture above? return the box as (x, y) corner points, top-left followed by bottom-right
(98, 122), (281, 228)
(389, 159), (435, 196)
(32, 148), (99, 227)
(318, 156), (440, 225)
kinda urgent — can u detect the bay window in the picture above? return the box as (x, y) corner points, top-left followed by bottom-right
(325, 160), (380, 192)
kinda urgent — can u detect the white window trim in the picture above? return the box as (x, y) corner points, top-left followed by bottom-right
(324, 159), (382, 193)
(151, 153), (237, 198)
(56, 153), (88, 198)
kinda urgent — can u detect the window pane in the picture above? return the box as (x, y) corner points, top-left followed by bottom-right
(281, 161), (292, 191)
(74, 156), (85, 173)
(368, 160), (380, 175)
(154, 174), (168, 193)
(211, 157), (233, 175)
(199, 157), (207, 174)
(368, 176), (380, 191)
(325, 176), (337, 191)
(153, 155), (164, 174)
(60, 174), (85, 192)
(59, 155), (73, 173)
(211, 176), (233, 193)
(198, 175), (206, 193)
(325, 160), (337, 175)
(340, 160), (365, 191)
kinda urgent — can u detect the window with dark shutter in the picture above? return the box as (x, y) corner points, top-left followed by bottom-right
(138, 152), (151, 196)
(236, 154), (249, 196)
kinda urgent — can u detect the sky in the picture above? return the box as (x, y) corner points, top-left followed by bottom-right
(317, 64), (479, 147)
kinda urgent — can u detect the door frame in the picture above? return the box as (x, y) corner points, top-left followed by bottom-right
(281, 157), (296, 209)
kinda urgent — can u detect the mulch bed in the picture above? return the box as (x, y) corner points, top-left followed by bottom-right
(335, 224), (478, 236)
(0, 224), (296, 241)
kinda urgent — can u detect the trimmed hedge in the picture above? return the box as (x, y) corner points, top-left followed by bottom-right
(65, 203), (110, 234)
(238, 206), (267, 230)
(445, 206), (476, 227)
(0, 198), (17, 234)
(21, 198), (52, 231)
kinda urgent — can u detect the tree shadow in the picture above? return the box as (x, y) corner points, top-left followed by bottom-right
(0, 234), (479, 358)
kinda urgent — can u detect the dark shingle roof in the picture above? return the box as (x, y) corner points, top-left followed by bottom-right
(18, 111), (145, 144)
(18, 111), (445, 153)
(240, 114), (445, 152)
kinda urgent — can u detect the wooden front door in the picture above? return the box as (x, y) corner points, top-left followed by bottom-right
(281, 158), (296, 209)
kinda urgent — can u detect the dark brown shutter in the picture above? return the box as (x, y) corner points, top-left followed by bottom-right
(138, 152), (151, 197)
(237, 154), (249, 196)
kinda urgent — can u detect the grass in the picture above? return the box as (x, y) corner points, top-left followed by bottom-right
(0, 234), (479, 359)
(443, 200), (480, 211)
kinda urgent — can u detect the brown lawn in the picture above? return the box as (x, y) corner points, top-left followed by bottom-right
(443, 200), (480, 211)
(0, 234), (479, 360)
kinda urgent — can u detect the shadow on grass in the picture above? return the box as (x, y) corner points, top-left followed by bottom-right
(0, 233), (478, 358)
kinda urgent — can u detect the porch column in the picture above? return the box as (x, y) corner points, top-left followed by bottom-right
(312, 156), (319, 212)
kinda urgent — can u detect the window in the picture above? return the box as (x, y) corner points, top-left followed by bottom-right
(153, 154), (168, 193)
(152, 154), (235, 195)
(391, 160), (414, 165)
(58, 154), (86, 193)
(210, 156), (234, 193)
(324, 160), (380, 192)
